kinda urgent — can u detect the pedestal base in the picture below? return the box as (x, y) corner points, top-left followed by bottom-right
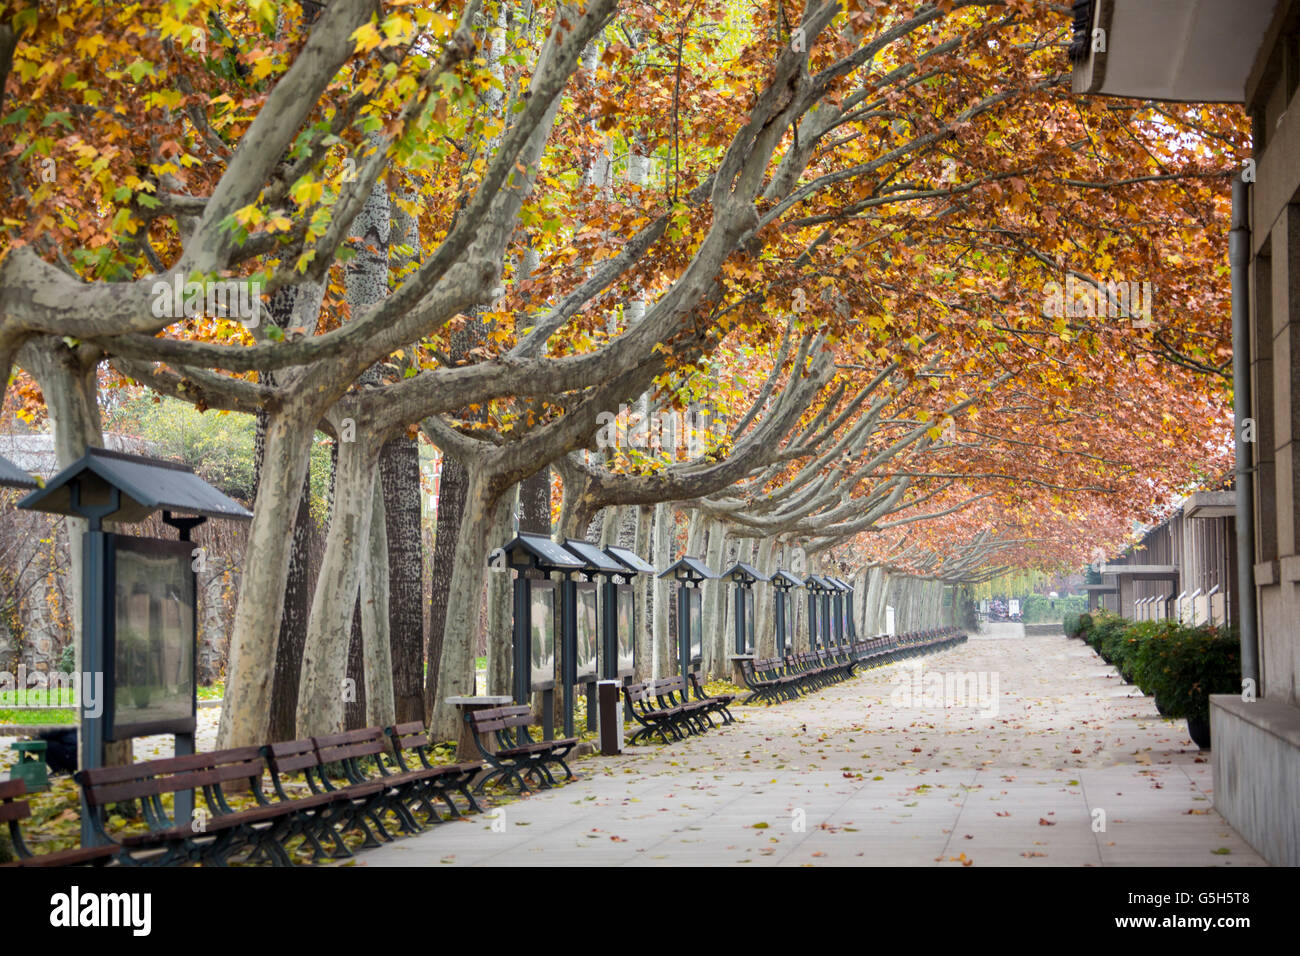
(446, 695), (513, 762)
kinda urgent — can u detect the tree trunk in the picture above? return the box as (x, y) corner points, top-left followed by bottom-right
(362, 475), (395, 728)
(753, 536), (775, 658)
(264, 444), (313, 743)
(650, 503), (673, 679)
(633, 505), (653, 679)
(519, 469), (551, 534)
(257, 278), (321, 745)
(425, 452), (468, 721)
(700, 518), (727, 678)
(296, 434), (379, 739)
(380, 438), (424, 723)
(345, 595), (367, 730)
(485, 488), (515, 697)
(430, 468), (498, 740)
(218, 404), (317, 749)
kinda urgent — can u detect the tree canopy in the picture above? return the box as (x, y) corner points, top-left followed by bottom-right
(0, 0), (1244, 744)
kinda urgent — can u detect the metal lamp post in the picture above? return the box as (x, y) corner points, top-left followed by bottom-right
(559, 539), (628, 734)
(17, 448), (252, 846)
(603, 545), (657, 682)
(770, 569), (803, 656)
(498, 532), (586, 740)
(804, 575), (831, 650)
(721, 562), (769, 655)
(658, 556), (717, 677)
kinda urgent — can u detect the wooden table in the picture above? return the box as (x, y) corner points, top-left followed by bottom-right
(727, 654), (754, 688)
(446, 695), (513, 761)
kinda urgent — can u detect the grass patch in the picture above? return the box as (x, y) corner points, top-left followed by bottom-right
(0, 708), (76, 725)
(0, 688), (77, 707)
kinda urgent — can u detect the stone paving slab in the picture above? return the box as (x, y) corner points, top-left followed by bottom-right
(367, 633), (1267, 866)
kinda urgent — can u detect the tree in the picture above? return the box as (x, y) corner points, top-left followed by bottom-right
(1, 1), (1243, 744)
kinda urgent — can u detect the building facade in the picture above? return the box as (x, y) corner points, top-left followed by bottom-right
(1072, 0), (1300, 866)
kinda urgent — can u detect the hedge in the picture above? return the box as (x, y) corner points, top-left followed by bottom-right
(1069, 611), (1239, 723)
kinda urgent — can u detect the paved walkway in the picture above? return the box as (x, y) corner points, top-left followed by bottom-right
(364, 629), (1266, 867)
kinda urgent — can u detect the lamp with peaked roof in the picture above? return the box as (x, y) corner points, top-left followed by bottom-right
(658, 556), (717, 677)
(18, 447), (251, 847)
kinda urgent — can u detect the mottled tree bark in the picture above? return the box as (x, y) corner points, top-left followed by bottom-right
(362, 475), (395, 728)
(381, 437), (425, 723)
(651, 503), (674, 679)
(518, 470), (551, 534)
(700, 518), (728, 678)
(753, 536), (776, 658)
(430, 468), (497, 739)
(299, 431), (379, 738)
(633, 505), (653, 679)
(425, 452), (468, 722)
(344, 594), (367, 730)
(485, 488), (515, 697)
(268, 469), (313, 741)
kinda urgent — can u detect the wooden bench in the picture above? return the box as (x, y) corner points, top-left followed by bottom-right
(309, 726), (484, 838)
(312, 728), (435, 843)
(386, 721), (483, 818)
(687, 671), (735, 725)
(260, 731), (431, 856)
(75, 748), (306, 866)
(0, 778), (121, 867)
(625, 679), (690, 744)
(740, 657), (802, 703)
(739, 649), (854, 704)
(6, 720), (494, 868)
(650, 676), (715, 733)
(854, 635), (897, 665)
(466, 705), (578, 792)
(259, 737), (381, 860)
(791, 652), (835, 690)
(624, 675), (733, 743)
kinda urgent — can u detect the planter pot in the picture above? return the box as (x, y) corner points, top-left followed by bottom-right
(1186, 716), (1211, 750)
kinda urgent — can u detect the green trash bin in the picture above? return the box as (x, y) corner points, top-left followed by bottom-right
(9, 740), (49, 792)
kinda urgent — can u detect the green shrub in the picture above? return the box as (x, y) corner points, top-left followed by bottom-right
(1135, 623), (1239, 722)
(1066, 611), (1093, 639)
(107, 394), (334, 525)
(1129, 620), (1180, 711)
(1081, 618), (1241, 722)
(1088, 612), (1127, 658)
(1115, 620), (1168, 686)
(1111, 633), (1144, 681)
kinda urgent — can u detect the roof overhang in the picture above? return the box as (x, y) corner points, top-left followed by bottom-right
(1099, 563), (1179, 579)
(1071, 0), (1279, 104)
(18, 446), (252, 523)
(1182, 490), (1237, 519)
(0, 453), (38, 490)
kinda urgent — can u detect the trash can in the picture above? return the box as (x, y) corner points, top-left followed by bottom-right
(9, 740), (49, 792)
(597, 680), (623, 755)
